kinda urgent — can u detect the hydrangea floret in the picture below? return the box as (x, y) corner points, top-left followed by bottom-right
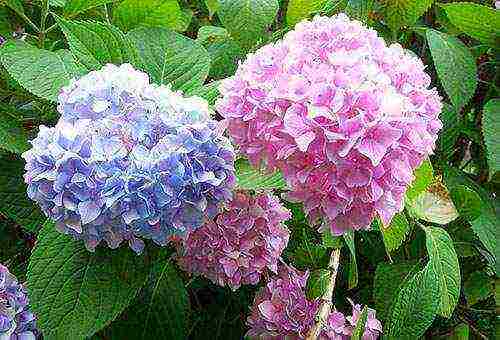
(217, 14), (442, 235)
(178, 191), (291, 290)
(23, 64), (236, 254)
(246, 264), (381, 339)
(0, 264), (38, 340)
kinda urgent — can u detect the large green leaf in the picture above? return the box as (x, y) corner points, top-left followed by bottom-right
(437, 103), (461, 157)
(113, 0), (191, 32)
(443, 167), (497, 267)
(382, 0), (434, 32)
(482, 99), (500, 179)
(103, 258), (190, 339)
(442, 3), (500, 48)
(27, 222), (149, 339)
(186, 81), (221, 106)
(0, 154), (45, 232)
(450, 185), (482, 221)
(373, 261), (418, 321)
(0, 41), (85, 102)
(405, 159), (433, 204)
(381, 213), (410, 253)
(63, 0), (114, 16)
(0, 108), (29, 154)
(235, 158), (287, 190)
(343, 230), (358, 289)
(426, 29), (477, 110)
(422, 226), (460, 318)
(345, 0), (374, 23)
(55, 16), (139, 70)
(218, 0), (279, 49)
(286, 0), (327, 26)
(463, 271), (494, 306)
(127, 27), (210, 92)
(386, 264), (439, 338)
(306, 268), (330, 299)
(196, 26), (244, 79)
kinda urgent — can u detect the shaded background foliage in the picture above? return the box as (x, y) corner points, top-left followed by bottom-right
(0, 0), (498, 339)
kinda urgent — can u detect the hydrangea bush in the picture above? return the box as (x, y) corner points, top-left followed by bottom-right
(0, 265), (38, 340)
(22, 64), (236, 253)
(0, 1), (496, 339)
(217, 14), (442, 235)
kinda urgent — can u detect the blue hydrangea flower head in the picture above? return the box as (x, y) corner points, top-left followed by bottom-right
(23, 63), (236, 254)
(0, 264), (39, 340)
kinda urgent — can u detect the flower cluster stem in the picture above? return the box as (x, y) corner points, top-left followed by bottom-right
(306, 248), (341, 340)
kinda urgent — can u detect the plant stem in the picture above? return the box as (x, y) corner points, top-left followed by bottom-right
(38, 0), (50, 48)
(305, 248), (341, 340)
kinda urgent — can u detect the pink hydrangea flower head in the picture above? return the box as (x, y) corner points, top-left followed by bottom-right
(217, 14), (442, 234)
(345, 299), (383, 340)
(246, 264), (320, 338)
(178, 191), (291, 290)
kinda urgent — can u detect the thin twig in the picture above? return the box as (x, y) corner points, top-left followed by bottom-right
(305, 248), (341, 340)
(457, 315), (488, 340)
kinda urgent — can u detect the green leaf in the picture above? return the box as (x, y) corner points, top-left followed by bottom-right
(27, 222), (149, 339)
(55, 16), (139, 70)
(306, 269), (330, 299)
(344, 0), (374, 23)
(186, 81), (221, 106)
(373, 261), (418, 321)
(382, 0), (434, 32)
(127, 27), (210, 92)
(442, 3), (500, 48)
(449, 185), (482, 221)
(405, 159), (433, 204)
(0, 110), (29, 154)
(463, 271), (493, 306)
(113, 0), (191, 32)
(482, 99), (500, 179)
(426, 29), (477, 110)
(437, 103), (461, 157)
(422, 226), (460, 318)
(197, 26), (244, 79)
(103, 259), (190, 339)
(0, 154), (45, 232)
(343, 230), (358, 289)
(350, 305), (368, 340)
(443, 167), (497, 266)
(4, 0), (24, 15)
(386, 264), (439, 338)
(381, 213), (410, 253)
(63, 0), (114, 16)
(0, 41), (85, 102)
(235, 158), (287, 190)
(218, 0), (279, 49)
(286, 0), (327, 26)
(321, 229), (343, 249)
(204, 0), (219, 18)
(449, 323), (469, 340)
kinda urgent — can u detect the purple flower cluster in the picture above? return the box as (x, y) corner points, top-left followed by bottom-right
(0, 265), (38, 340)
(217, 14), (442, 235)
(246, 264), (381, 339)
(178, 191), (291, 290)
(23, 64), (236, 253)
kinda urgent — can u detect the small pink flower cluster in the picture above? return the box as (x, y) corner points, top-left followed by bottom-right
(217, 14), (442, 234)
(247, 265), (382, 340)
(178, 191), (291, 290)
